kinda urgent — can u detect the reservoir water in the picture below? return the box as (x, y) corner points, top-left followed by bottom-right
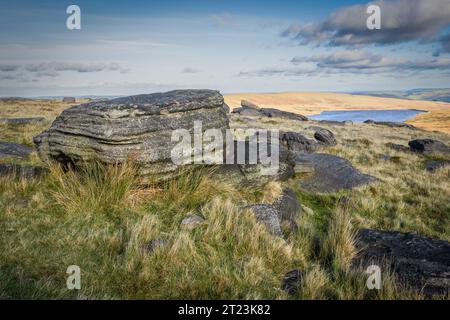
(309, 109), (425, 123)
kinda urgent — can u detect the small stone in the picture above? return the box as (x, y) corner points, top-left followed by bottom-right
(282, 269), (303, 295)
(301, 205), (314, 216)
(242, 204), (283, 237)
(142, 239), (169, 253)
(314, 128), (337, 146)
(181, 214), (205, 229)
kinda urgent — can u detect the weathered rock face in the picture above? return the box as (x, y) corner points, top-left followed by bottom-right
(356, 229), (450, 297)
(34, 90), (229, 181)
(0, 141), (33, 159)
(313, 128), (337, 147)
(409, 139), (450, 155)
(296, 153), (376, 193)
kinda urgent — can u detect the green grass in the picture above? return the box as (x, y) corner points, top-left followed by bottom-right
(0, 102), (449, 299)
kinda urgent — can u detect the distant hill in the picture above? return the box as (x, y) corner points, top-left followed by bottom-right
(352, 88), (450, 103)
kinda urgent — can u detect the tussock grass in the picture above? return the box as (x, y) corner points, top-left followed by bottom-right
(0, 100), (448, 299)
(47, 161), (141, 216)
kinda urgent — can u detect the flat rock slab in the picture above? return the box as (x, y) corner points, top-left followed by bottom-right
(296, 153), (376, 193)
(356, 229), (450, 296)
(0, 117), (45, 125)
(0, 163), (48, 179)
(364, 120), (416, 129)
(0, 141), (33, 159)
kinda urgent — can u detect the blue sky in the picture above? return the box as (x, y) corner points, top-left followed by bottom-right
(1, 0), (450, 96)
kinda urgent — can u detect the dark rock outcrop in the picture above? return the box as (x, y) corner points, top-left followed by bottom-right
(364, 120), (416, 129)
(409, 139), (450, 155)
(0, 117), (46, 125)
(356, 229), (450, 296)
(280, 132), (318, 153)
(34, 90), (230, 181)
(386, 142), (411, 153)
(0, 163), (48, 179)
(313, 128), (337, 146)
(424, 160), (450, 172)
(0, 141), (33, 159)
(296, 153), (376, 193)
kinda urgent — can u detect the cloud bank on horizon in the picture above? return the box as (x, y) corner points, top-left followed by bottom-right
(0, 0), (449, 96)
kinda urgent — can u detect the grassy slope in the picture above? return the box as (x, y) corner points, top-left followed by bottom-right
(0, 100), (449, 299)
(224, 92), (450, 133)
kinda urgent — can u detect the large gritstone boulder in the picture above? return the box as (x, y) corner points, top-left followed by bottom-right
(34, 90), (229, 181)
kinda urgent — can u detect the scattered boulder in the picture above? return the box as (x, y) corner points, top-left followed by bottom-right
(386, 142), (411, 153)
(282, 269), (303, 296)
(62, 97), (76, 103)
(242, 204), (283, 237)
(364, 120), (416, 129)
(296, 153), (376, 193)
(34, 90), (230, 182)
(0, 117), (46, 125)
(181, 214), (205, 230)
(142, 239), (169, 254)
(313, 128), (337, 146)
(233, 100), (308, 121)
(424, 160), (450, 172)
(317, 120), (348, 126)
(0, 141), (33, 159)
(272, 188), (301, 232)
(280, 131), (317, 153)
(0, 163), (48, 179)
(260, 108), (308, 121)
(409, 139), (450, 155)
(233, 107), (263, 117)
(356, 229), (450, 297)
(378, 154), (391, 161)
(241, 100), (259, 109)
